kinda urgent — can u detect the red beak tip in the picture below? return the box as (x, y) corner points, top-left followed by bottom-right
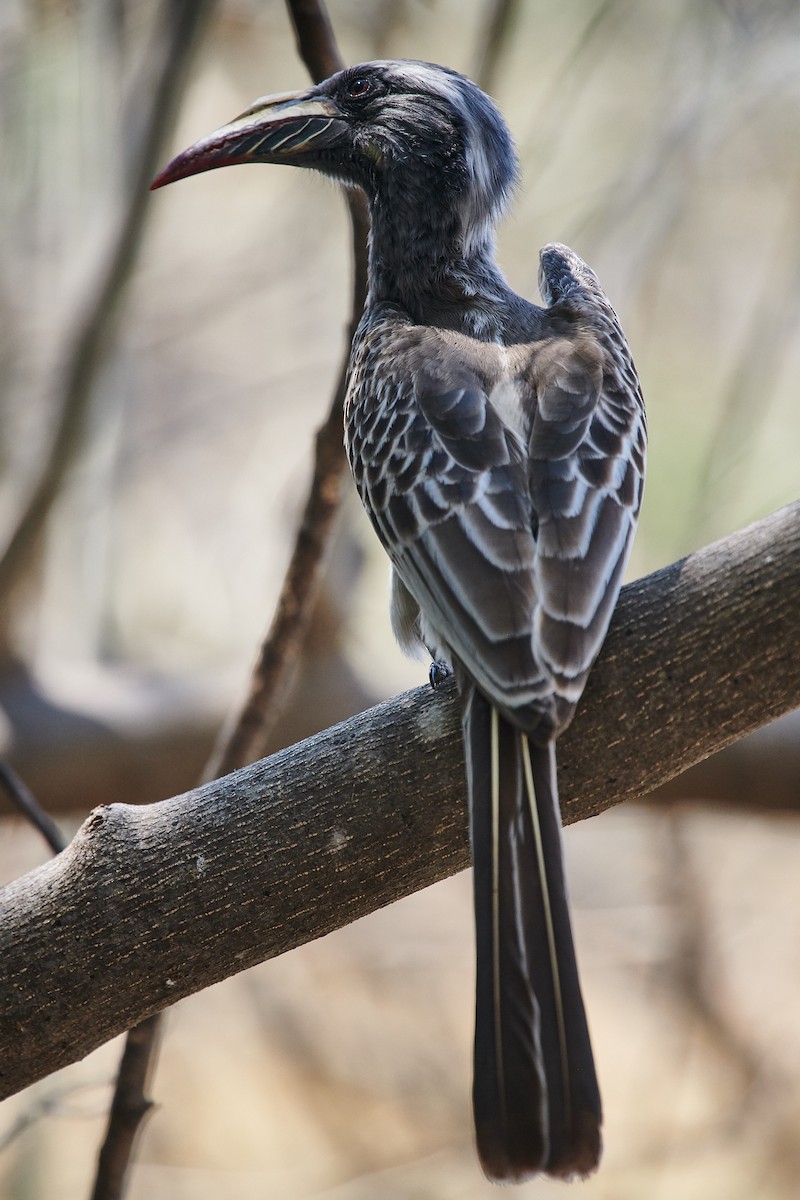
(150, 165), (176, 191)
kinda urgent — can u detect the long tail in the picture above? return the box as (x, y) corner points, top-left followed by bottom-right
(463, 686), (602, 1181)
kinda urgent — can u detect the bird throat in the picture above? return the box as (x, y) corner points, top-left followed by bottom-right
(364, 190), (509, 336)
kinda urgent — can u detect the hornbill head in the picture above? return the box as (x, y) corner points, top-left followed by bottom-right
(151, 60), (518, 255)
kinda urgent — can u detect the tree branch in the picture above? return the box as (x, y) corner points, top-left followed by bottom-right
(204, 0), (369, 778)
(95, 2), (363, 1187)
(0, 1), (214, 614)
(94, 1), (361, 1189)
(0, 761), (66, 855)
(473, 0), (523, 95)
(0, 501), (798, 1100)
(76, 8), (218, 1196)
(89, 1014), (162, 1200)
(287, 0), (348, 80)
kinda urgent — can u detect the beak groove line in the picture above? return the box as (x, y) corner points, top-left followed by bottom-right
(150, 94), (341, 191)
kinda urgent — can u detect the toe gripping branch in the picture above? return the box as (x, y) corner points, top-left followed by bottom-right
(429, 660), (453, 689)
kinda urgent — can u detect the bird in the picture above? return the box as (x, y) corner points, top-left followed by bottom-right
(152, 59), (646, 1182)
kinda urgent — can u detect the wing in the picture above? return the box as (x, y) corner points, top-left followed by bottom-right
(532, 245), (647, 730)
(346, 320), (556, 729)
(346, 275), (646, 737)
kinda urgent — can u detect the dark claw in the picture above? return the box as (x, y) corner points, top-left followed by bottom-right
(429, 660), (453, 689)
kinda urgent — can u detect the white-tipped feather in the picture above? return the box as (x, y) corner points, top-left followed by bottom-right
(520, 736), (570, 1111)
(490, 705), (506, 1121)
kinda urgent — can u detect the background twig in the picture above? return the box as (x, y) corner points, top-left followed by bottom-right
(0, 2), (212, 617)
(473, 0), (522, 94)
(90, 1016), (162, 1200)
(0, 761), (65, 855)
(93, 1), (366, 1195)
(205, 0), (369, 778)
(85, 5), (218, 1199)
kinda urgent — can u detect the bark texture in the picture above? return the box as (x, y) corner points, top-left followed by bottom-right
(0, 501), (798, 1100)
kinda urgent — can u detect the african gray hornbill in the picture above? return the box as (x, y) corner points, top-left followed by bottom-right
(152, 60), (646, 1182)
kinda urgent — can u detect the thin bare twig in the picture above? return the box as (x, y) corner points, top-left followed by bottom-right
(645, 140), (800, 1165)
(204, 0), (370, 779)
(662, 811), (764, 1096)
(86, 5), (217, 1200)
(0, 761), (66, 855)
(90, 1015), (163, 1200)
(287, 0), (348, 80)
(473, 0), (523, 95)
(689, 162), (800, 544)
(0, 1081), (109, 1152)
(95, 2), (366, 1194)
(0, 4), (211, 618)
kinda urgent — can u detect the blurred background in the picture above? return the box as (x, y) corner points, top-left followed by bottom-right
(1, 1), (799, 1197)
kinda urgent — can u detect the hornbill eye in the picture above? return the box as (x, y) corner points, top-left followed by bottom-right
(345, 75), (374, 99)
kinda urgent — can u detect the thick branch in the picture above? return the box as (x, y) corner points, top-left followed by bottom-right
(0, 502), (798, 1099)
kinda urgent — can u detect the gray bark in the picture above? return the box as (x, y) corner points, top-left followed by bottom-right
(0, 501), (798, 1100)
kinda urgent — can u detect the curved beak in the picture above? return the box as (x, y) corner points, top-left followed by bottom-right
(151, 89), (345, 190)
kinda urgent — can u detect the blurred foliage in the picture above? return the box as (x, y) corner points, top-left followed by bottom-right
(1, 2), (799, 1198)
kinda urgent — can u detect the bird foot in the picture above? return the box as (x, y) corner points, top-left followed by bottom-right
(429, 660), (453, 689)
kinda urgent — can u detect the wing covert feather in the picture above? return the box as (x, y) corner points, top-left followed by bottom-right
(530, 336), (646, 702)
(346, 288), (645, 734)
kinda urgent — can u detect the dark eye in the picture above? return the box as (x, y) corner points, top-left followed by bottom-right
(345, 75), (373, 100)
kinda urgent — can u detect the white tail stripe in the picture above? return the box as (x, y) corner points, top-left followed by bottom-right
(490, 705), (506, 1121)
(520, 735), (571, 1118)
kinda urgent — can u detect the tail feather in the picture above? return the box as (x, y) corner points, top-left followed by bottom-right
(464, 687), (601, 1181)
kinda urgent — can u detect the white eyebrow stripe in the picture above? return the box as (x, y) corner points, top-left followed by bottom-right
(350, 58), (515, 251)
(369, 60), (467, 106)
